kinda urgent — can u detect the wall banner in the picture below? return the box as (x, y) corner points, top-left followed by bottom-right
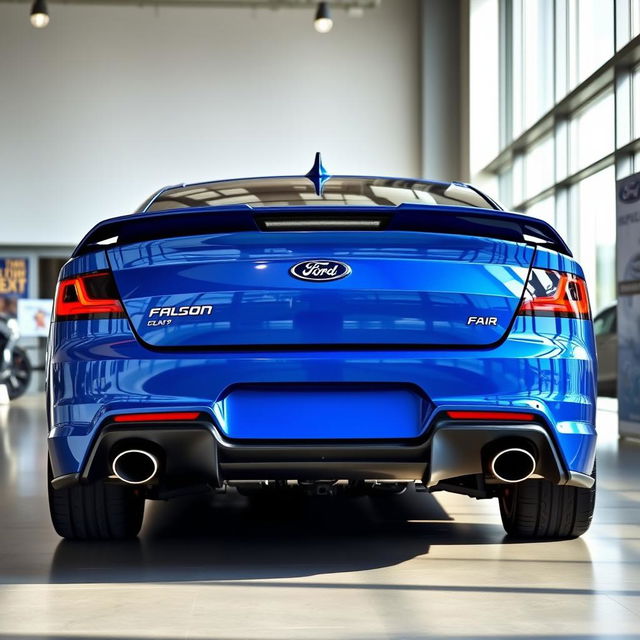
(0, 258), (29, 317)
(616, 172), (640, 438)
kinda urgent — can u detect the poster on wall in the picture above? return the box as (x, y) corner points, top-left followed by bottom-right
(616, 172), (640, 439)
(0, 258), (29, 317)
(17, 299), (53, 338)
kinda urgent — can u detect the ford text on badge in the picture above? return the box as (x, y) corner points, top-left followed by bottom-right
(289, 260), (352, 282)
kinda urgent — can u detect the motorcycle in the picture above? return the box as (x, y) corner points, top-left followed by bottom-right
(0, 314), (32, 400)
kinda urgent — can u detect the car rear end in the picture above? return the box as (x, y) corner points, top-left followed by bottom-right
(47, 176), (597, 540)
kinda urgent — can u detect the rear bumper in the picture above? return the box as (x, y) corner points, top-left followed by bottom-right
(49, 416), (595, 491)
(47, 314), (598, 484)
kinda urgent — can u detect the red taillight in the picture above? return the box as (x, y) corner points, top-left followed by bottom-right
(446, 411), (535, 421)
(54, 271), (124, 319)
(518, 269), (591, 320)
(113, 412), (201, 423)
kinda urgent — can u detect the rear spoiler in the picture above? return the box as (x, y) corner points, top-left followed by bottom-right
(72, 203), (572, 257)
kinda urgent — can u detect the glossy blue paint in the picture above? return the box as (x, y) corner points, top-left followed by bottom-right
(47, 311), (596, 477)
(213, 386), (429, 440)
(107, 232), (533, 348)
(60, 250), (109, 278)
(47, 174), (597, 487)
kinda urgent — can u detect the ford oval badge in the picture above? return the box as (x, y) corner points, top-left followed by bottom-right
(289, 260), (352, 282)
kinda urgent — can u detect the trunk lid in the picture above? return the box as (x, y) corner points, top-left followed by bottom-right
(108, 231), (533, 349)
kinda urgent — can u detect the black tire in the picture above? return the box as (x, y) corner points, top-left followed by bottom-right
(48, 463), (145, 540)
(499, 463), (596, 539)
(7, 346), (31, 400)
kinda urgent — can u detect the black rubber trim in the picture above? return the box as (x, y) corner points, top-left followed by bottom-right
(79, 421), (220, 486)
(51, 411), (569, 490)
(427, 422), (568, 488)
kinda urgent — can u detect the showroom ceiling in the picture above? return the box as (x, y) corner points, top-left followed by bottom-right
(1, 0), (380, 8)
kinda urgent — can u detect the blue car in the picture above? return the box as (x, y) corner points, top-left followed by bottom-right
(47, 155), (597, 540)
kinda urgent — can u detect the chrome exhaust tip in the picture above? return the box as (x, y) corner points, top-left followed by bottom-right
(490, 447), (537, 484)
(112, 449), (159, 485)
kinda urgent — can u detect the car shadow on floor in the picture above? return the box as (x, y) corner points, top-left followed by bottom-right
(49, 487), (520, 584)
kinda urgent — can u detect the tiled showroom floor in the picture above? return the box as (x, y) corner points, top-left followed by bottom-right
(0, 394), (638, 639)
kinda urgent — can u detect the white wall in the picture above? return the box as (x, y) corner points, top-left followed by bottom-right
(0, 0), (419, 246)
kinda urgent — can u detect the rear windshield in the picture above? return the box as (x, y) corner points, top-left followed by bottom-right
(143, 177), (496, 212)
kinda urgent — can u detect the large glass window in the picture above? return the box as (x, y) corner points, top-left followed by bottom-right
(554, 0), (569, 103)
(555, 119), (569, 181)
(469, 0), (500, 174)
(569, 90), (615, 174)
(471, 0), (637, 321)
(512, 154), (525, 207)
(616, 71), (633, 147)
(615, 0), (640, 50)
(570, 0), (615, 87)
(511, 0), (553, 136)
(633, 64), (640, 139)
(526, 195), (555, 226)
(498, 166), (513, 209)
(524, 133), (554, 200)
(517, 0), (554, 133)
(574, 166), (616, 312)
